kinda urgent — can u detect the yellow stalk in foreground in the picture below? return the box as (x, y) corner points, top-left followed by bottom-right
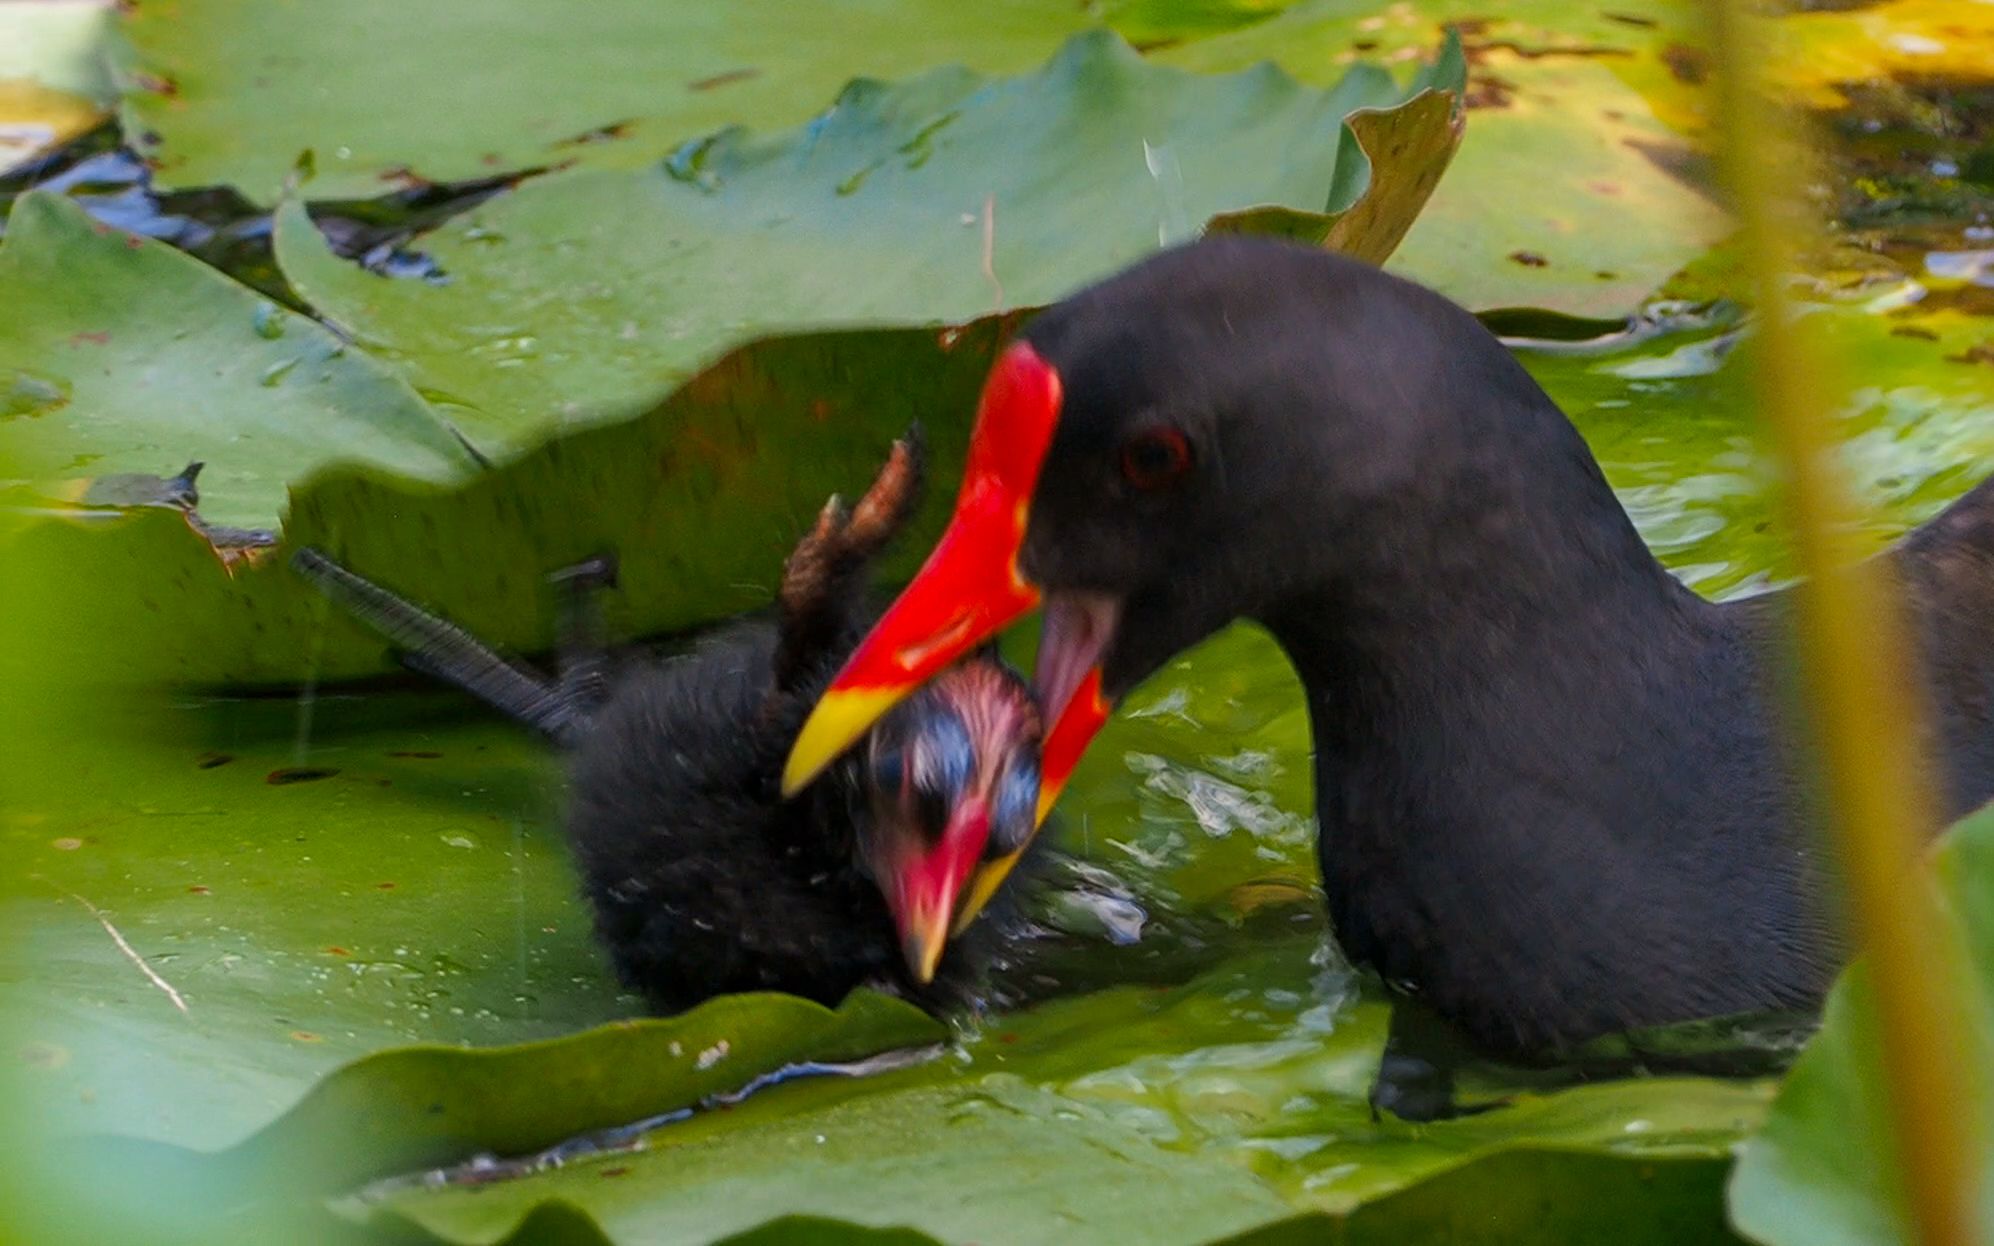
(1707, 5), (1982, 1245)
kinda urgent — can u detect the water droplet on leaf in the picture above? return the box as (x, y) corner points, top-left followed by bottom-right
(251, 303), (286, 340)
(4, 372), (70, 419)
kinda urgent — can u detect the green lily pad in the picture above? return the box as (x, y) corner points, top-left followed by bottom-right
(367, 1076), (1301, 1245)
(0, 34), (1467, 692)
(1224, 1152), (1745, 1245)
(0, 192), (478, 530)
(0, 692), (617, 1152)
(1099, 0), (1306, 48)
(0, 664), (934, 1243)
(12, 320), (1009, 688)
(274, 33), (1462, 446)
(1727, 802), (1994, 1246)
(112, 0), (1340, 204)
(363, 1153), (1751, 1245)
(309, 926), (1770, 1245)
(113, 0), (1098, 203)
(240, 991), (944, 1191)
(1161, 0), (1732, 314)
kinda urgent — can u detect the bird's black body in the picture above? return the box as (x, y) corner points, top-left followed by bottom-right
(1006, 236), (1994, 1058)
(296, 435), (1043, 1016)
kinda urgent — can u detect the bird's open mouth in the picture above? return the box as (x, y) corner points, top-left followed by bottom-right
(1037, 592), (1119, 727)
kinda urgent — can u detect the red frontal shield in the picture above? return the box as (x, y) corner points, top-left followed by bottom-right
(782, 341), (1118, 931)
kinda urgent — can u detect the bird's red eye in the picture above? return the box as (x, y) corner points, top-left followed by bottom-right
(1119, 429), (1193, 491)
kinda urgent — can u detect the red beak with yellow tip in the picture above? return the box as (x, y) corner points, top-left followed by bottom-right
(782, 342), (1061, 795)
(782, 341), (1120, 930)
(873, 797), (991, 983)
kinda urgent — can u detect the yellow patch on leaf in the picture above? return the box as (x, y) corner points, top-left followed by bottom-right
(0, 79), (104, 171)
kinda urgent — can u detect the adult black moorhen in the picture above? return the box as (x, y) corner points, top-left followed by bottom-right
(295, 433), (1044, 1013)
(782, 236), (1994, 1074)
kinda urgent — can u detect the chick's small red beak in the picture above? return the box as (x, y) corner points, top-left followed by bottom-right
(878, 799), (989, 983)
(781, 342), (1063, 796)
(948, 667), (1112, 938)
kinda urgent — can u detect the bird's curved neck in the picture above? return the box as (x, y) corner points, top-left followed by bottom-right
(1245, 396), (1748, 1049)
(1255, 389), (1700, 756)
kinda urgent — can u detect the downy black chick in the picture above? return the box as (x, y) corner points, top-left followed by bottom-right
(293, 432), (1044, 1013)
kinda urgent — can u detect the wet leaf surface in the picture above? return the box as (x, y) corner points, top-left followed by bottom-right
(0, 691), (618, 1152)
(273, 34), (1459, 446)
(245, 991), (946, 1195)
(10, 321), (1007, 687)
(1513, 292), (1994, 601)
(0, 38), (1466, 689)
(0, 192), (478, 530)
(326, 927), (1767, 1244)
(1224, 1152), (1746, 1245)
(114, 0), (1337, 203)
(1160, 0), (1732, 315)
(369, 1076), (1301, 1245)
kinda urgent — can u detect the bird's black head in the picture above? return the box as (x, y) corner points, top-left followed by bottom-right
(784, 234), (1605, 852)
(857, 648), (1041, 983)
(1015, 235), (1576, 710)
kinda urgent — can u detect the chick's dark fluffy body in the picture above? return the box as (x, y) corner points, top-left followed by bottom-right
(565, 619), (999, 1013)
